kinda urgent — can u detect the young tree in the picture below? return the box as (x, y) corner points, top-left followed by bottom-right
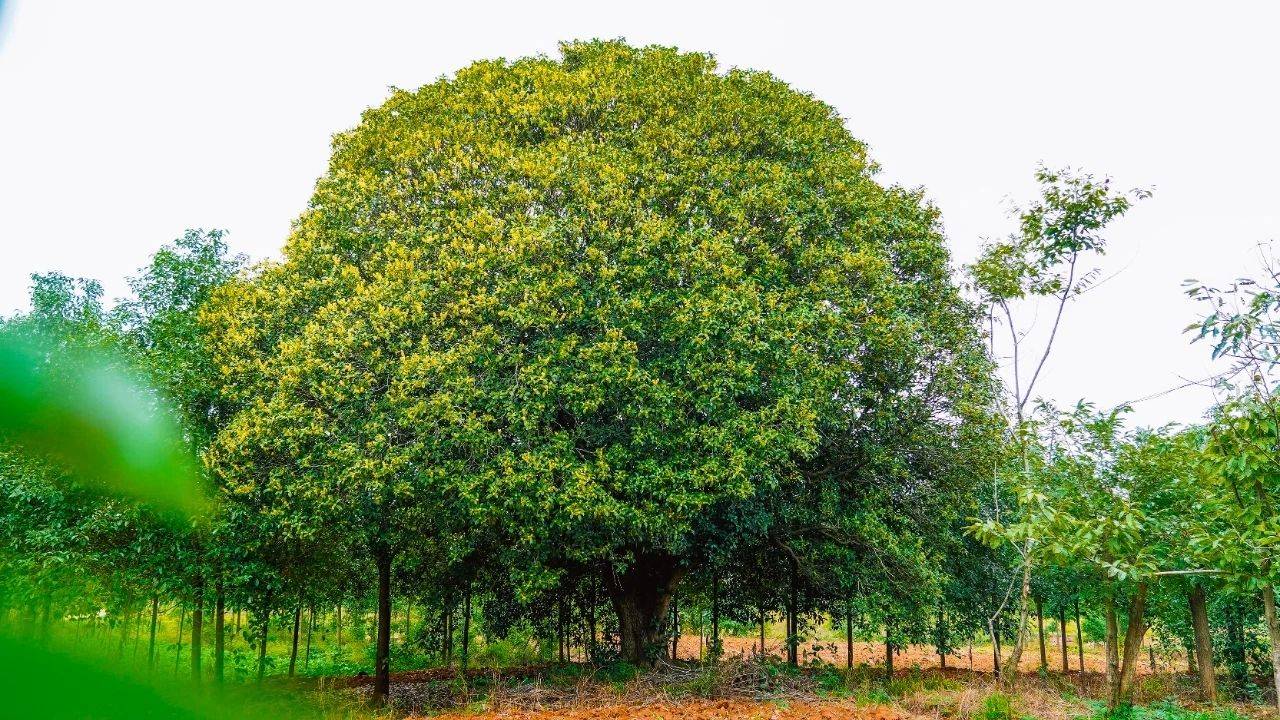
(968, 167), (1149, 681)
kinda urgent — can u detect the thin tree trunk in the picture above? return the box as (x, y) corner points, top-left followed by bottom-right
(461, 584), (472, 671)
(937, 608), (947, 670)
(671, 593), (680, 660)
(175, 606), (185, 674)
(846, 601), (854, 670)
(147, 596), (159, 671)
(288, 606), (301, 677)
(1108, 584), (1150, 711)
(758, 604), (765, 658)
(1262, 585), (1280, 712)
(1105, 595), (1119, 701)
(214, 584), (226, 683)
(117, 596), (134, 659)
(1059, 604), (1068, 673)
(305, 604), (315, 670)
(191, 579), (204, 682)
(1075, 598), (1085, 673)
(710, 573), (720, 660)
(256, 608), (270, 683)
(1036, 597), (1047, 670)
(884, 619), (894, 680)
(1002, 555), (1033, 683)
(336, 603), (342, 653)
(1189, 585), (1216, 701)
(786, 559), (798, 667)
(372, 549), (393, 706)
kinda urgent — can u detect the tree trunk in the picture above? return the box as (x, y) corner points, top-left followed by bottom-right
(1262, 585), (1280, 712)
(442, 601), (452, 664)
(257, 607), (270, 681)
(671, 593), (680, 660)
(710, 573), (720, 660)
(1036, 597), (1047, 669)
(1107, 583), (1149, 711)
(147, 596), (159, 671)
(1001, 556), (1033, 683)
(39, 592), (52, 643)
(372, 549), (393, 706)
(846, 602), (854, 670)
(336, 603), (342, 652)
(288, 606), (301, 677)
(786, 558), (799, 667)
(1189, 585), (1216, 701)
(190, 581), (203, 682)
(604, 550), (684, 666)
(305, 605), (315, 670)
(884, 620), (894, 680)
(557, 593), (565, 663)
(1075, 598), (1084, 673)
(175, 606), (185, 674)
(117, 595), (134, 659)
(214, 584), (226, 683)
(937, 607), (947, 670)
(1058, 604), (1068, 672)
(758, 604), (765, 658)
(461, 585), (472, 671)
(1105, 595), (1118, 693)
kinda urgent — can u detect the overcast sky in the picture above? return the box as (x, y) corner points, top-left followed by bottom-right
(1, 1), (1277, 428)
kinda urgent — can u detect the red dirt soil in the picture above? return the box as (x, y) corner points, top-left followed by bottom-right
(673, 635), (1169, 675)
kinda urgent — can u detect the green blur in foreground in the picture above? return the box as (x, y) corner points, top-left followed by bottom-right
(0, 333), (205, 513)
(0, 634), (356, 720)
(0, 331), (359, 718)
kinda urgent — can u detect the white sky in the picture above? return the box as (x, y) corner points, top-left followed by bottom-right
(1, 1), (1277, 428)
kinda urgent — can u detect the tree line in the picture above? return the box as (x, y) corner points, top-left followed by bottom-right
(1, 41), (1278, 714)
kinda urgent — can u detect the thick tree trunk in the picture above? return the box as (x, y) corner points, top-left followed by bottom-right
(147, 596), (159, 670)
(1036, 597), (1047, 669)
(373, 549), (392, 706)
(190, 581), (203, 682)
(288, 606), (301, 677)
(1058, 604), (1068, 672)
(1262, 586), (1280, 712)
(214, 585), (226, 683)
(604, 550), (684, 666)
(1189, 585), (1216, 701)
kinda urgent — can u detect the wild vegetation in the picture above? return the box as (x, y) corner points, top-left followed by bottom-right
(2, 41), (1279, 720)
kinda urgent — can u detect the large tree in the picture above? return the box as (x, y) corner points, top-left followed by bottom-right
(205, 40), (994, 670)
